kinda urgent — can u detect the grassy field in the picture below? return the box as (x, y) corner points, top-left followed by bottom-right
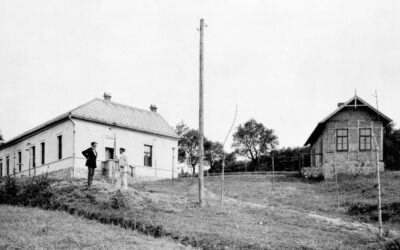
(0, 205), (190, 249)
(202, 171), (400, 231)
(40, 175), (397, 249)
(2, 172), (399, 249)
(129, 173), (400, 249)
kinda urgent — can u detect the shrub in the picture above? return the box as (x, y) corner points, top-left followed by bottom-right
(385, 238), (400, 250)
(20, 175), (54, 208)
(0, 176), (20, 205)
(0, 174), (54, 208)
(110, 190), (128, 209)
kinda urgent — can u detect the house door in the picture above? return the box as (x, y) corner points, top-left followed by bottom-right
(105, 147), (114, 160)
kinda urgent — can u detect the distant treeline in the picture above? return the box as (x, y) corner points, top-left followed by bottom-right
(176, 120), (400, 174)
(208, 147), (311, 173)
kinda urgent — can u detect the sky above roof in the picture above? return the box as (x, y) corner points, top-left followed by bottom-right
(1, 0), (399, 151)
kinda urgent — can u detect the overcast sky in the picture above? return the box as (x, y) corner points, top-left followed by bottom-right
(1, 0), (399, 151)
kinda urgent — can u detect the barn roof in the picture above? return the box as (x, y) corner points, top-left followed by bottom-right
(1, 98), (179, 149)
(304, 95), (392, 146)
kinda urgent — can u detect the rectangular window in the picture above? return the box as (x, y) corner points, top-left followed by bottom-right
(32, 146), (36, 168)
(57, 135), (62, 160)
(41, 142), (45, 165)
(6, 156), (10, 176)
(144, 145), (152, 167)
(360, 128), (372, 151)
(336, 129), (348, 152)
(0, 159), (2, 177)
(18, 151), (22, 172)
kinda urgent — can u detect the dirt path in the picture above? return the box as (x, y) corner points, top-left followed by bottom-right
(205, 188), (399, 238)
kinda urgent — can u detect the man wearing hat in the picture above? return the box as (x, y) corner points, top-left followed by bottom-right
(116, 147), (129, 190)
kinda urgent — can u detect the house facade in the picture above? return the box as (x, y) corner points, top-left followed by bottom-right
(0, 93), (179, 180)
(304, 95), (392, 179)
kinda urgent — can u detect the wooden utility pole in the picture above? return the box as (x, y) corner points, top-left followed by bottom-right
(198, 18), (205, 206)
(272, 155), (275, 191)
(373, 90), (383, 237)
(172, 147), (175, 186)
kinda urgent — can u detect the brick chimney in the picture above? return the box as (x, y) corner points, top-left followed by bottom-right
(337, 102), (345, 108)
(103, 92), (112, 101)
(150, 105), (158, 112)
(0, 130), (4, 145)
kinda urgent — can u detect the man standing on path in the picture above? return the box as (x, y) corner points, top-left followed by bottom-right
(82, 142), (98, 187)
(115, 147), (129, 190)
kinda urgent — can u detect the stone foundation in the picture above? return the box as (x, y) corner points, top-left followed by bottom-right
(45, 167), (74, 180)
(301, 167), (323, 179)
(322, 161), (384, 179)
(73, 167), (103, 179)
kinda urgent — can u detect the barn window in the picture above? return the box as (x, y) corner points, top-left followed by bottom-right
(336, 129), (348, 151)
(144, 145), (152, 167)
(6, 156), (10, 176)
(359, 128), (372, 151)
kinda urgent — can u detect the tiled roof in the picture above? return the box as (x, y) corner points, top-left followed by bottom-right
(71, 98), (178, 139)
(1, 98), (178, 149)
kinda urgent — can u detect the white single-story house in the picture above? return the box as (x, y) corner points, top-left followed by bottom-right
(0, 93), (179, 179)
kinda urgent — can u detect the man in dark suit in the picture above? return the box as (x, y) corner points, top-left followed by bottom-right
(82, 142), (98, 187)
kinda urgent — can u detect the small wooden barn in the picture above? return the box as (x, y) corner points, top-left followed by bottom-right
(304, 95), (392, 178)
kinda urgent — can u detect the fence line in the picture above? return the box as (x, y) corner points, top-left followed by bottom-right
(179, 171), (298, 178)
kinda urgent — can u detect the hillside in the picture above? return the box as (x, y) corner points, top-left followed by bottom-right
(1, 172), (400, 249)
(0, 205), (190, 249)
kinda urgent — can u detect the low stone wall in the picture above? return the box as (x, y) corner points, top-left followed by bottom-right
(322, 161), (384, 179)
(73, 167), (103, 179)
(43, 167), (74, 180)
(301, 167), (323, 179)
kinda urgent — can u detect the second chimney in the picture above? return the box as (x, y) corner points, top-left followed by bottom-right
(150, 105), (158, 112)
(103, 92), (112, 101)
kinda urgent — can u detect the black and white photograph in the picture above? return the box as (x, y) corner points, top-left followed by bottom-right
(0, 1), (400, 249)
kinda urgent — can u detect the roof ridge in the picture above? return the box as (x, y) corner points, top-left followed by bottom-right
(304, 94), (392, 146)
(1, 97), (178, 149)
(91, 98), (161, 116)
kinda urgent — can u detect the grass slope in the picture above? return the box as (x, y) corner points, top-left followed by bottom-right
(3, 172), (399, 249)
(42, 177), (387, 249)
(202, 172), (400, 231)
(0, 205), (189, 250)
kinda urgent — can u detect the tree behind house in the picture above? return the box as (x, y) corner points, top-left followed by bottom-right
(232, 119), (279, 169)
(176, 122), (224, 175)
(384, 123), (400, 170)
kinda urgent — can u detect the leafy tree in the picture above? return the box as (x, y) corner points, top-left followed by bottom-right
(384, 123), (400, 170)
(175, 122), (190, 163)
(261, 146), (310, 172)
(204, 140), (224, 171)
(232, 119), (278, 168)
(175, 122), (210, 175)
(213, 152), (237, 173)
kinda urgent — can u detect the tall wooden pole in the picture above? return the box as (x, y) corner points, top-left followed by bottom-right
(373, 90), (383, 237)
(272, 155), (275, 191)
(198, 18), (205, 206)
(172, 147), (175, 186)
